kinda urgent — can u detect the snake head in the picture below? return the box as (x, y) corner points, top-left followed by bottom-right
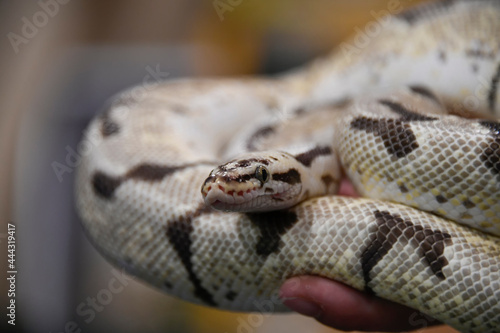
(201, 152), (303, 212)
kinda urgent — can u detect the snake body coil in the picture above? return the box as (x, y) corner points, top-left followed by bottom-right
(76, 1), (500, 332)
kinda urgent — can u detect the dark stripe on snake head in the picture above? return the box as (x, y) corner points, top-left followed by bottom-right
(378, 100), (438, 121)
(409, 85), (441, 105)
(361, 210), (452, 294)
(247, 125), (276, 151)
(294, 146), (332, 167)
(350, 117), (419, 158)
(100, 109), (120, 137)
(247, 210), (298, 256)
(219, 158), (270, 172)
(221, 173), (254, 183)
(488, 62), (500, 112)
(479, 120), (500, 175)
(165, 204), (216, 306)
(235, 158), (270, 168)
(272, 169), (301, 185)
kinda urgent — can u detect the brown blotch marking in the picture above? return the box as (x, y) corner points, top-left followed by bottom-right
(168, 102), (188, 114)
(352, 100), (437, 159)
(294, 146), (332, 167)
(100, 109), (120, 137)
(247, 210), (298, 256)
(351, 117), (419, 158)
(272, 169), (301, 185)
(378, 100), (438, 122)
(398, 183), (409, 193)
(321, 175), (336, 189)
(409, 85), (440, 105)
(293, 107), (307, 116)
(361, 210), (452, 294)
(126, 164), (181, 181)
(479, 121), (500, 175)
(166, 204), (216, 306)
(92, 162), (215, 199)
(438, 50), (447, 63)
(126, 161), (216, 182)
(247, 125), (276, 150)
(462, 199), (475, 209)
(225, 291), (237, 301)
(397, 0), (455, 25)
(91, 172), (122, 199)
(466, 48), (495, 60)
(435, 195), (448, 203)
(328, 97), (352, 109)
(488, 62), (500, 112)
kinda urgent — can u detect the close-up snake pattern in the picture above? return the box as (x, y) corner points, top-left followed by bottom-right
(75, 1), (500, 332)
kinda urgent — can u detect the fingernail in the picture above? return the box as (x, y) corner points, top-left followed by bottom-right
(282, 297), (322, 318)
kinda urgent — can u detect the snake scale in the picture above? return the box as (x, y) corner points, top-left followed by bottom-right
(75, 1), (500, 332)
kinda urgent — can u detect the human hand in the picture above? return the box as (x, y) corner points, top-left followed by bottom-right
(279, 275), (440, 332)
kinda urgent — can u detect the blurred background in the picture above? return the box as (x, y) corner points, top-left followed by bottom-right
(0, 0), (459, 332)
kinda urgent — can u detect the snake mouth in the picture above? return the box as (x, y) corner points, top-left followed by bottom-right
(204, 186), (295, 212)
(203, 182), (261, 210)
(208, 185), (303, 212)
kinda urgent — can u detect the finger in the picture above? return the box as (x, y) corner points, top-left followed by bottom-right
(279, 276), (439, 332)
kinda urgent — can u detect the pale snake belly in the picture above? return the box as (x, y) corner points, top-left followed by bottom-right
(75, 1), (500, 332)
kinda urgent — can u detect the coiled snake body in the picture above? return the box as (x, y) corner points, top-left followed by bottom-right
(76, 1), (500, 332)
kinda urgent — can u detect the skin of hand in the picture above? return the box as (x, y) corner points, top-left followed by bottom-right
(279, 276), (440, 332)
(279, 180), (440, 332)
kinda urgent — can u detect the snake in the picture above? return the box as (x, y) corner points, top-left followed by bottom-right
(75, 1), (500, 332)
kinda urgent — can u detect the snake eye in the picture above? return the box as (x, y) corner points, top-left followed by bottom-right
(255, 165), (270, 184)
